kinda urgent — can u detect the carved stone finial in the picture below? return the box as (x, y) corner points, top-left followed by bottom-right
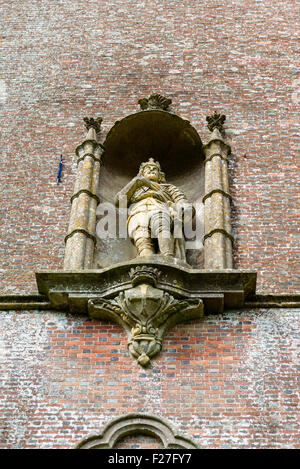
(206, 112), (226, 133)
(83, 116), (103, 134)
(138, 93), (172, 111)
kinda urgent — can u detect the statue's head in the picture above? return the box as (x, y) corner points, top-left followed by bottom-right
(139, 158), (166, 183)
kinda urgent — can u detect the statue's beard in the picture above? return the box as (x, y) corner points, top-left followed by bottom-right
(147, 175), (159, 182)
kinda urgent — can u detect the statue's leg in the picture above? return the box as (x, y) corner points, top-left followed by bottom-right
(151, 212), (174, 257)
(128, 213), (155, 257)
(132, 228), (155, 257)
(135, 236), (155, 256)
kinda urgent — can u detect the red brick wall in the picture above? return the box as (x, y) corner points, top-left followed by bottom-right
(1, 0), (299, 294)
(0, 309), (298, 449)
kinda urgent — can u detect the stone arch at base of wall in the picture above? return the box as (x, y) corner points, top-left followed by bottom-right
(75, 413), (199, 449)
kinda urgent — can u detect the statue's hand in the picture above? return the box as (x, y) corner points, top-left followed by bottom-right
(148, 181), (161, 192)
(129, 176), (148, 190)
(181, 203), (195, 222)
(173, 202), (195, 222)
(137, 176), (161, 192)
(136, 176), (150, 186)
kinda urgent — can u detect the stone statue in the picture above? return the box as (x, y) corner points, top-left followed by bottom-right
(115, 158), (194, 261)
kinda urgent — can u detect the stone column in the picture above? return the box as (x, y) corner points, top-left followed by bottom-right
(203, 113), (233, 269)
(64, 118), (104, 270)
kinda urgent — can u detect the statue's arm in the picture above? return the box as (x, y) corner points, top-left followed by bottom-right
(166, 184), (195, 220)
(114, 177), (138, 207)
(166, 184), (188, 204)
(114, 176), (155, 207)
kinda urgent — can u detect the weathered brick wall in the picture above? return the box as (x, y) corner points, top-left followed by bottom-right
(0, 309), (298, 449)
(0, 0), (299, 294)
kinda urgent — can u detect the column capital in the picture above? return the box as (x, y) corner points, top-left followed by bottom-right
(75, 139), (104, 162)
(203, 127), (231, 158)
(75, 116), (105, 161)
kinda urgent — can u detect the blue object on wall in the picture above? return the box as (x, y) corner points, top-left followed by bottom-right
(57, 155), (63, 184)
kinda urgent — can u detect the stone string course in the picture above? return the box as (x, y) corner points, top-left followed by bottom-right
(0, 309), (298, 449)
(0, 0), (299, 294)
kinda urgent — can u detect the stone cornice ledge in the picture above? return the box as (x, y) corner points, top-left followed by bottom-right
(1, 259), (299, 313)
(0, 294), (52, 311)
(0, 294), (299, 312)
(244, 294), (300, 309)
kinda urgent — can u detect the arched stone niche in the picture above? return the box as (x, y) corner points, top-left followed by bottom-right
(75, 413), (199, 449)
(37, 103), (257, 366)
(38, 99), (257, 367)
(95, 109), (205, 268)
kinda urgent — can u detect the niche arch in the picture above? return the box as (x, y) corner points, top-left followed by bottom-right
(75, 413), (199, 449)
(96, 109), (205, 268)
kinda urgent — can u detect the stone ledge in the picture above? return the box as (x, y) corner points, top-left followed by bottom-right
(0, 294), (299, 312)
(0, 294), (51, 310)
(244, 294), (300, 309)
(35, 259), (257, 315)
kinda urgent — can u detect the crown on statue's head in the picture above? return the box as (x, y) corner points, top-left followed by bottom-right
(139, 158), (161, 172)
(139, 158), (166, 183)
